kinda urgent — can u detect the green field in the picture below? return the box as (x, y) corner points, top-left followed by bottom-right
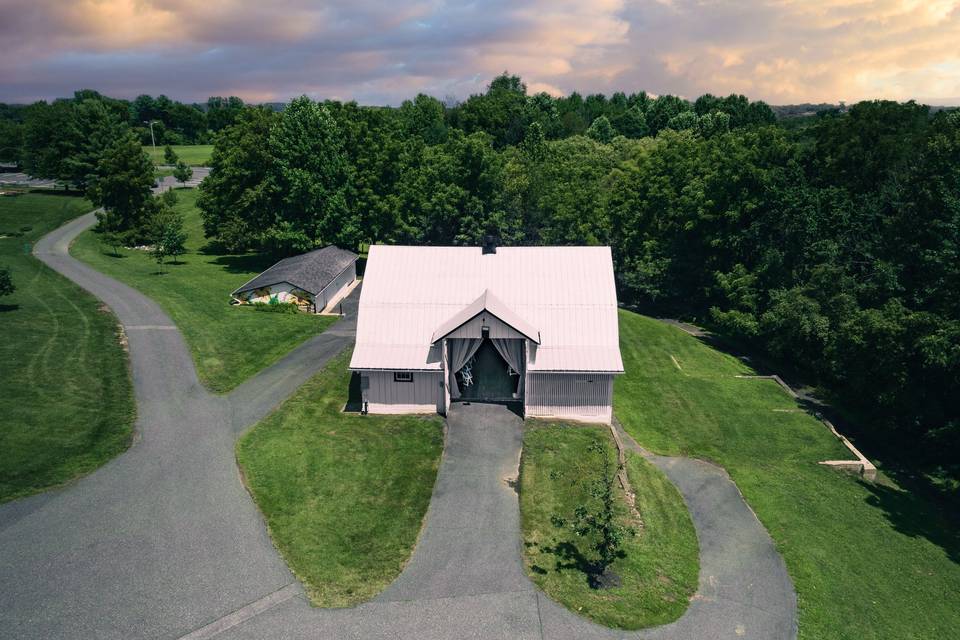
(143, 144), (213, 166)
(71, 189), (335, 392)
(0, 192), (135, 502)
(236, 349), (443, 606)
(615, 310), (960, 640)
(520, 422), (698, 629)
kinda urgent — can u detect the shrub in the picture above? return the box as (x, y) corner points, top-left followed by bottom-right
(251, 301), (301, 314)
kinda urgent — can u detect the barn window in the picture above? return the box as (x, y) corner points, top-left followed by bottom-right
(394, 372), (414, 383)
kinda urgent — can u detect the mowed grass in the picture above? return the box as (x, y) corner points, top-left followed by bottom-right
(71, 189), (335, 392)
(520, 422), (698, 629)
(236, 349), (444, 606)
(143, 144), (213, 166)
(616, 310), (960, 640)
(0, 192), (135, 502)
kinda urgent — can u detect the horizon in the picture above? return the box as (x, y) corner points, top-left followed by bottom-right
(2, 1), (959, 106)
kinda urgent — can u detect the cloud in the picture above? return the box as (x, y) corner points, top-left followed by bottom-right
(592, 0), (960, 103)
(0, 0), (957, 104)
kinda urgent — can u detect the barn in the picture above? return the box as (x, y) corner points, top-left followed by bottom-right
(231, 246), (357, 314)
(349, 241), (624, 423)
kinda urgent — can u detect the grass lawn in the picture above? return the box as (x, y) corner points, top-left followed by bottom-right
(236, 349), (444, 607)
(143, 144), (213, 166)
(616, 310), (960, 640)
(0, 192), (135, 503)
(71, 188), (336, 393)
(520, 422), (698, 629)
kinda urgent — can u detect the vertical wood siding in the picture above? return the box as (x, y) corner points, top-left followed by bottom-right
(442, 313), (527, 339)
(524, 373), (613, 423)
(317, 262), (357, 311)
(361, 370), (442, 414)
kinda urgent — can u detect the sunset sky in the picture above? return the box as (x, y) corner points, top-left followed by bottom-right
(2, 0), (959, 105)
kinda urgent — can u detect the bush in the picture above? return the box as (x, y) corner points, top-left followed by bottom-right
(0, 265), (15, 297)
(251, 301), (301, 314)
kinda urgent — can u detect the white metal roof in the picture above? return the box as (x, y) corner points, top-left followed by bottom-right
(350, 245), (624, 373)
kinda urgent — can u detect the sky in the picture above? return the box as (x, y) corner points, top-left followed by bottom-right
(1, 0), (959, 106)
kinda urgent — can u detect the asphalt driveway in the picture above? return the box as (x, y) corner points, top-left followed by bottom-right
(0, 212), (797, 640)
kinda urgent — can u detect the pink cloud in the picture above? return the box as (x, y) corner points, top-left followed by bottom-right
(0, 0), (958, 104)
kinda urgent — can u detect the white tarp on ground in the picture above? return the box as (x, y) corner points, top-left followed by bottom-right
(350, 245), (624, 374)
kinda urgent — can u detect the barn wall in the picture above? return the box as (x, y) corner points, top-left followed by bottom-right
(361, 370), (443, 414)
(317, 262), (357, 312)
(443, 313), (527, 340)
(236, 283), (314, 308)
(524, 373), (613, 423)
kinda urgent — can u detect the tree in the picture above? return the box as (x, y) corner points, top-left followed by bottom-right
(101, 229), (125, 257)
(325, 101), (407, 245)
(646, 94), (691, 135)
(395, 130), (508, 246)
(551, 440), (635, 587)
(666, 111), (699, 132)
(173, 160), (193, 186)
(61, 98), (125, 191)
(611, 106), (648, 138)
(205, 96), (245, 132)
(89, 131), (156, 239)
(163, 145), (178, 164)
(531, 136), (617, 245)
(21, 97), (124, 191)
(197, 107), (276, 251)
(21, 100), (75, 183)
(268, 96), (350, 250)
(697, 111), (731, 138)
(148, 200), (187, 272)
(0, 119), (23, 164)
(586, 115), (615, 144)
(449, 72), (530, 148)
(526, 92), (563, 139)
(398, 94), (447, 144)
(0, 266), (14, 298)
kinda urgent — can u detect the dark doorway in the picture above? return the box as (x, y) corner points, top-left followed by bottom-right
(458, 340), (519, 402)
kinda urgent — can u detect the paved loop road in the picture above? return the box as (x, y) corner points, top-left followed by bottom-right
(0, 212), (796, 640)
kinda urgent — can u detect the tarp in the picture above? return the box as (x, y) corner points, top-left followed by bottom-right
(448, 338), (482, 399)
(491, 338), (524, 396)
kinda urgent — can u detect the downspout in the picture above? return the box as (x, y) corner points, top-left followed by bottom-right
(522, 339), (529, 418)
(442, 339), (451, 416)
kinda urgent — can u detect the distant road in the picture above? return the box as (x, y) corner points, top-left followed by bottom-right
(0, 167), (211, 191)
(155, 166), (211, 190)
(0, 172), (59, 189)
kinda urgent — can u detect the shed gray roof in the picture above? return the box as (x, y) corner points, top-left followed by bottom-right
(232, 246), (357, 296)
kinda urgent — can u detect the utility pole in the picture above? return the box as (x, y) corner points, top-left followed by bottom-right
(143, 120), (156, 149)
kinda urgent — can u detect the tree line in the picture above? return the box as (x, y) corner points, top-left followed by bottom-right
(0, 90), (247, 164)
(3, 75), (956, 476)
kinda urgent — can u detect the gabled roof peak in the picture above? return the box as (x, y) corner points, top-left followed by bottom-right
(430, 288), (540, 344)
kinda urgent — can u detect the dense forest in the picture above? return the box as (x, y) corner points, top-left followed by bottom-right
(2, 75), (957, 486)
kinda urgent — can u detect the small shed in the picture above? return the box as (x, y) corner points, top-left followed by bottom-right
(350, 242), (624, 423)
(231, 246), (357, 314)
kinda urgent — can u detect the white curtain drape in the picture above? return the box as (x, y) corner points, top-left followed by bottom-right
(491, 338), (525, 396)
(448, 338), (483, 399)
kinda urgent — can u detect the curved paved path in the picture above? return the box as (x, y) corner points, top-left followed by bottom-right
(0, 213), (797, 640)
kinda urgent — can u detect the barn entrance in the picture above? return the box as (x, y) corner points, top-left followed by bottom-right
(448, 337), (524, 405)
(458, 340), (518, 402)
